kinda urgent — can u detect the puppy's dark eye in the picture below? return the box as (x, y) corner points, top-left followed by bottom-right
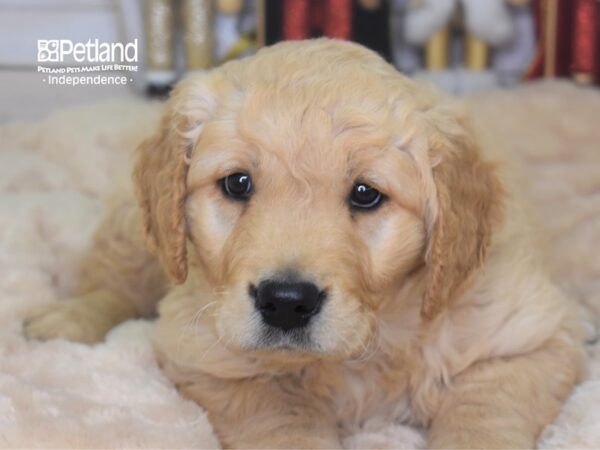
(221, 172), (253, 200)
(350, 183), (383, 210)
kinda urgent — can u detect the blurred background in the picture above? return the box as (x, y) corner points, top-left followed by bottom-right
(0, 0), (599, 122)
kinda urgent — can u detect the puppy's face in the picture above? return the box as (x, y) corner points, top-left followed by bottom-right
(185, 89), (426, 358)
(135, 40), (503, 362)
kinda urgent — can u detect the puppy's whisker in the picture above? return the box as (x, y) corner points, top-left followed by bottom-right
(353, 331), (380, 363)
(186, 302), (218, 336)
(192, 301), (220, 327)
(329, 325), (354, 357)
(346, 316), (381, 363)
(174, 301), (220, 357)
(210, 287), (229, 296)
(197, 333), (224, 363)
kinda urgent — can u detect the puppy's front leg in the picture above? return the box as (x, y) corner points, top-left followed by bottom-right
(428, 334), (585, 449)
(177, 370), (341, 449)
(24, 289), (137, 343)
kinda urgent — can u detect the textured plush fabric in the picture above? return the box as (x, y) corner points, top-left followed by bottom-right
(0, 81), (598, 448)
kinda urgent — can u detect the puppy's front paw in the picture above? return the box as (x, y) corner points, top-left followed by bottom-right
(23, 301), (107, 344)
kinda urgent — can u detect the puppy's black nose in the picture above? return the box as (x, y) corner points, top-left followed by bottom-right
(253, 280), (324, 330)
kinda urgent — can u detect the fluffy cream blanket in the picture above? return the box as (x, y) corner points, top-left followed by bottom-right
(1, 81), (599, 448)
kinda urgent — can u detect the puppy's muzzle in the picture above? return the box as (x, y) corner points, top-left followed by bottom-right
(252, 279), (325, 331)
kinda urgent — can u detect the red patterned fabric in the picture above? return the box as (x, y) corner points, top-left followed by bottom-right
(571, 0), (599, 81)
(283, 0), (310, 40)
(283, 0), (352, 40)
(324, 0), (352, 39)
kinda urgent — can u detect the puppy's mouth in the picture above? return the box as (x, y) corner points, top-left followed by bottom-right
(254, 325), (319, 353)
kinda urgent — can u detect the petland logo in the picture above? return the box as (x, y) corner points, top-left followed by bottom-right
(37, 39), (138, 86)
(38, 39), (138, 63)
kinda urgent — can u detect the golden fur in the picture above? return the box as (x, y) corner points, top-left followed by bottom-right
(24, 40), (586, 448)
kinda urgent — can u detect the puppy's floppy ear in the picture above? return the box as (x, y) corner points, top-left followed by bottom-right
(421, 109), (505, 320)
(134, 74), (217, 283)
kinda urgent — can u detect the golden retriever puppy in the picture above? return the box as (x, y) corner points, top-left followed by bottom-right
(24, 39), (586, 448)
